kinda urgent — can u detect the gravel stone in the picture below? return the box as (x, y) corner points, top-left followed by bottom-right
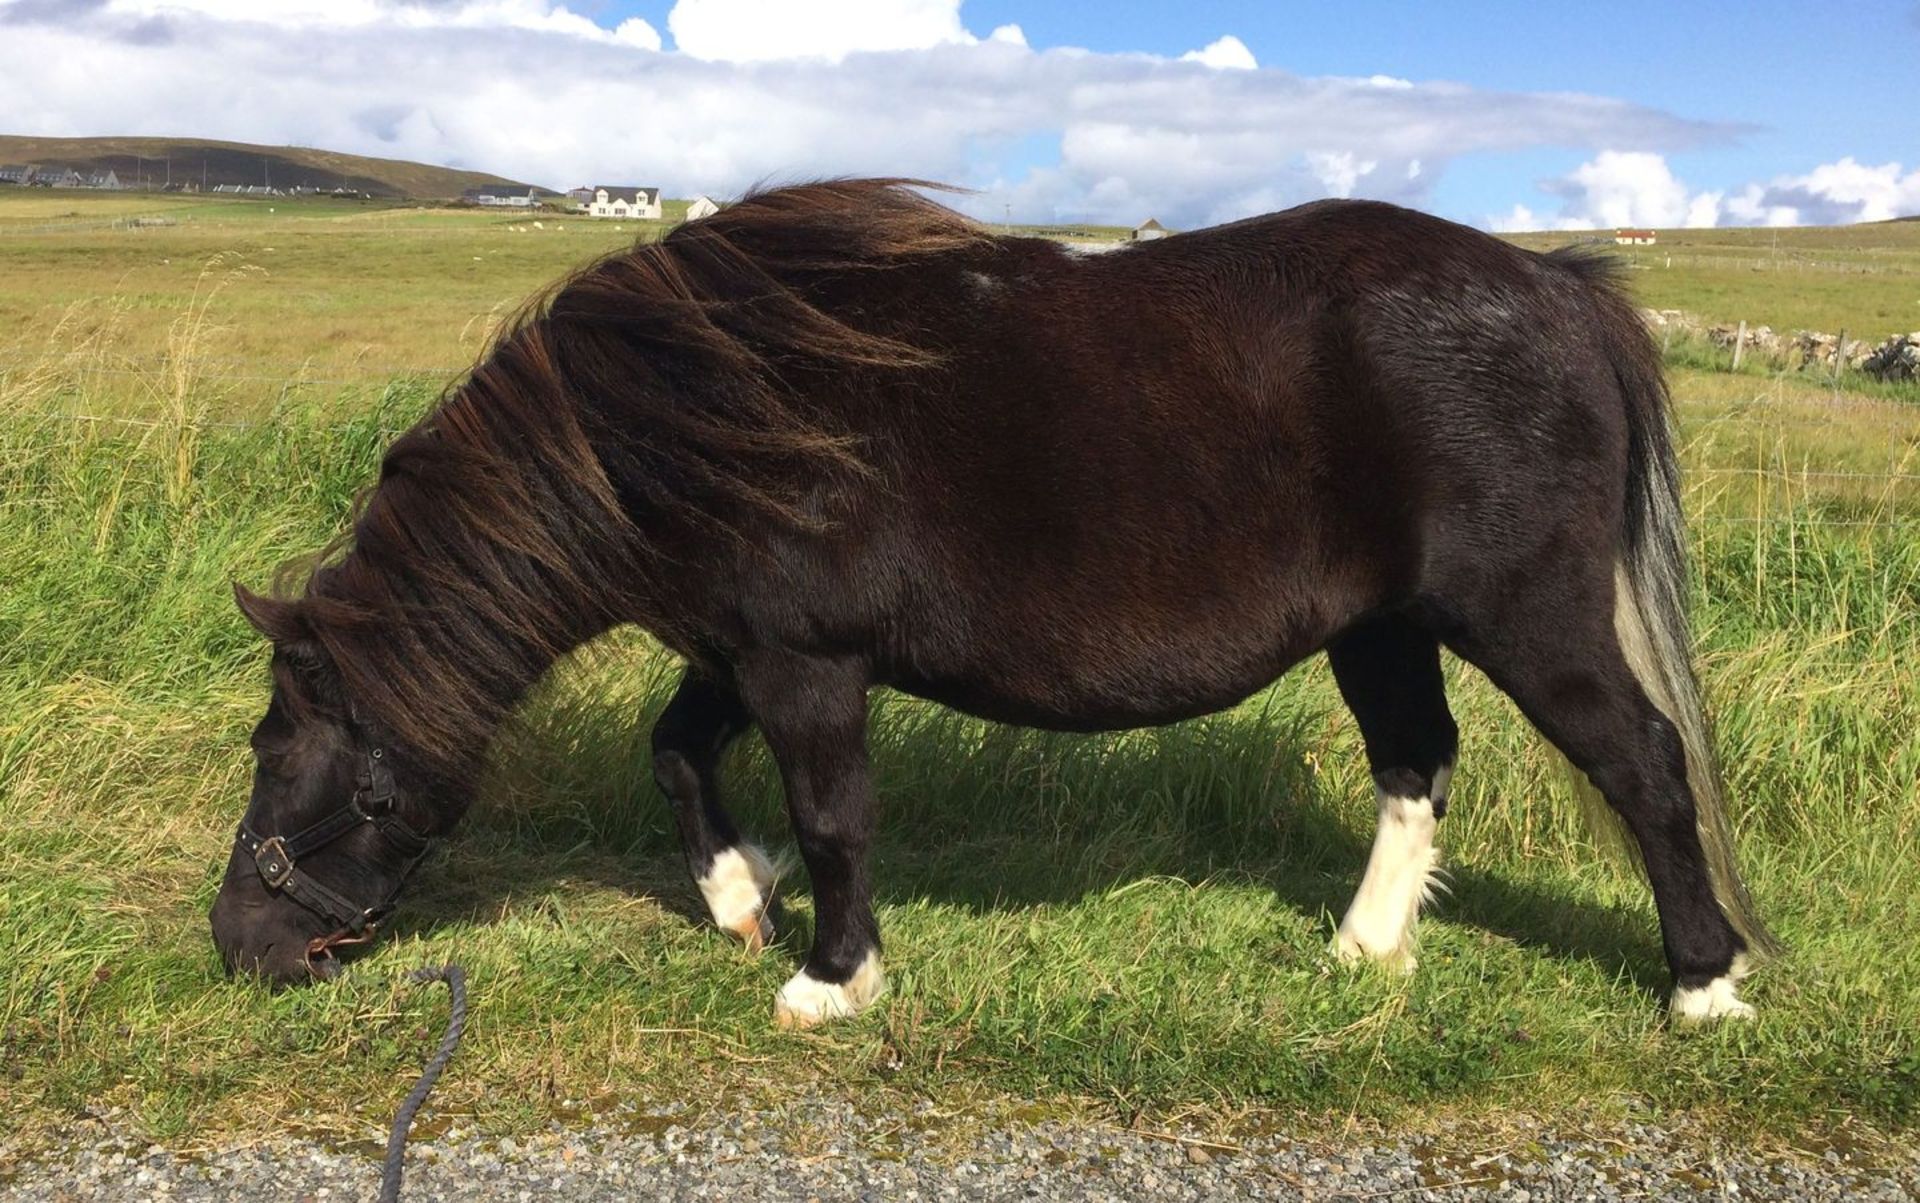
(4, 1103), (1917, 1202)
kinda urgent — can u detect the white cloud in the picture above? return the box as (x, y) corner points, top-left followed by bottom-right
(667, 0), (970, 61)
(1727, 157), (1920, 225)
(1179, 34), (1256, 71)
(1549, 150), (1700, 228)
(1305, 150), (1378, 198)
(0, 0), (1737, 227)
(102, 0), (662, 47)
(1501, 150), (1920, 231)
(1489, 203), (1539, 233)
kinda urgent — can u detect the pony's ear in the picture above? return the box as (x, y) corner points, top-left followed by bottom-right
(232, 582), (312, 645)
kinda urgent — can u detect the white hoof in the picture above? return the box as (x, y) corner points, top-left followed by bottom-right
(1334, 927), (1417, 974)
(774, 951), (884, 1030)
(698, 844), (778, 952)
(1671, 954), (1756, 1024)
(1334, 776), (1446, 975)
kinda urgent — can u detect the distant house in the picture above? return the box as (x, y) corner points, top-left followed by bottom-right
(565, 185), (596, 206)
(1132, 217), (1170, 241)
(685, 195), (721, 221)
(0, 164), (35, 186)
(81, 169), (122, 190)
(1615, 228), (1657, 246)
(585, 186), (662, 220)
(29, 167), (84, 189)
(464, 184), (541, 208)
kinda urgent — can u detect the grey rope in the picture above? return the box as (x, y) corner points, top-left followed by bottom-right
(378, 964), (469, 1203)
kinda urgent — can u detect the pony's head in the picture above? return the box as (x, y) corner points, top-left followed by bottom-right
(209, 584), (442, 985)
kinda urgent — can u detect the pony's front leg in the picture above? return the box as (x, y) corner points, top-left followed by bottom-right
(736, 652), (885, 1029)
(651, 670), (777, 950)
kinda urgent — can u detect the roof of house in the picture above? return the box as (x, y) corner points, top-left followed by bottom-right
(592, 186), (660, 204)
(465, 184), (538, 197)
(1135, 217), (1167, 231)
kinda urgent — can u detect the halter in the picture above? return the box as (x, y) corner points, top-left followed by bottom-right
(234, 742), (436, 951)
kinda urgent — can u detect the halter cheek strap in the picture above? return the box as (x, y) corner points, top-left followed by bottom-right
(235, 745), (436, 937)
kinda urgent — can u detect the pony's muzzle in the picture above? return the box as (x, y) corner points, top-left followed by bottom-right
(210, 850), (339, 987)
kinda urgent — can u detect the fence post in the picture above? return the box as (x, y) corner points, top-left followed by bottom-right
(1730, 320), (1747, 371)
(1832, 328), (1847, 393)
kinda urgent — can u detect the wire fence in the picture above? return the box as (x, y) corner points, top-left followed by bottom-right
(1618, 250), (1920, 276)
(0, 213), (191, 236)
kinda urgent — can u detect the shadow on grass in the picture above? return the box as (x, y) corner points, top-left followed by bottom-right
(378, 676), (1670, 997)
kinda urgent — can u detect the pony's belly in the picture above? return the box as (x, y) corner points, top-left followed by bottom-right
(885, 629), (1320, 733)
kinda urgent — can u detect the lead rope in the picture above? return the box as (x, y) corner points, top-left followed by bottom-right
(377, 964), (468, 1203)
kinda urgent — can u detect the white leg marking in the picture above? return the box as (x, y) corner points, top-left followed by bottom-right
(698, 844), (777, 952)
(774, 950), (885, 1030)
(1335, 768), (1449, 972)
(1671, 952), (1756, 1024)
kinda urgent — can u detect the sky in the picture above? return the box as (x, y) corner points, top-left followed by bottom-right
(1, 0), (1917, 231)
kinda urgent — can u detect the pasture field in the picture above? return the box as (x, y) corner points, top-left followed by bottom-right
(2, 193), (1918, 1160)
(1506, 220), (1920, 337)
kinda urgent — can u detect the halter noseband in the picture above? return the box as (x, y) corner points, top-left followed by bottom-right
(235, 742), (435, 945)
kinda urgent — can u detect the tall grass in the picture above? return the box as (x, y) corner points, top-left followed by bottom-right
(2, 331), (1917, 1151)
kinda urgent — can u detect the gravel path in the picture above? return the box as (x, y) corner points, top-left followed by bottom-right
(6, 1100), (1915, 1202)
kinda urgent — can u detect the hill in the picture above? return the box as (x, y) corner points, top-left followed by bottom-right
(0, 134), (543, 199)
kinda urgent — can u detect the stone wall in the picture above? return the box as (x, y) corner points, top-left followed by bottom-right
(1640, 308), (1920, 381)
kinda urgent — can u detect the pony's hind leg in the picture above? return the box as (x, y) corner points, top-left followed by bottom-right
(652, 670), (778, 951)
(1326, 615), (1459, 972)
(1447, 567), (1752, 1020)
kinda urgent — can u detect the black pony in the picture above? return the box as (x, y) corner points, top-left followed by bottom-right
(213, 180), (1774, 1025)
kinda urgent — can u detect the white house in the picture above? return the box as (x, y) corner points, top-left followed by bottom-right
(585, 186), (662, 220)
(464, 185), (540, 208)
(1614, 228), (1657, 246)
(685, 195), (720, 221)
(1132, 217), (1170, 241)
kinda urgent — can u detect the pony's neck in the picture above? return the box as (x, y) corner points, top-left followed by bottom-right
(313, 371), (637, 786)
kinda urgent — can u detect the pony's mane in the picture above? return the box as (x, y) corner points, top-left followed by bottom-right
(247, 179), (986, 775)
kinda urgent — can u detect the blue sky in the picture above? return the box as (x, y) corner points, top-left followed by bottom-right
(4, 0), (1917, 228)
(594, 0), (1920, 223)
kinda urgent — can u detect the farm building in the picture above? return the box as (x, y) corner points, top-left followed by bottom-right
(1614, 228), (1657, 245)
(463, 184), (542, 207)
(1, 164), (122, 189)
(35, 168), (83, 188)
(583, 186), (663, 219)
(1132, 218), (1170, 241)
(685, 195), (720, 221)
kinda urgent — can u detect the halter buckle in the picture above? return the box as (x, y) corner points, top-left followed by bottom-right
(254, 835), (296, 889)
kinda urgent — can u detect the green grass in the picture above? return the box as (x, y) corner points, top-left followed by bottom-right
(1504, 221), (1920, 338)
(4, 202), (1919, 1156)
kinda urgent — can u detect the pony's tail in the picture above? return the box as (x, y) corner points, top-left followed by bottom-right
(1554, 249), (1781, 959)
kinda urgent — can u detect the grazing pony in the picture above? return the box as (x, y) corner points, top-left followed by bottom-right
(212, 180), (1774, 1026)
